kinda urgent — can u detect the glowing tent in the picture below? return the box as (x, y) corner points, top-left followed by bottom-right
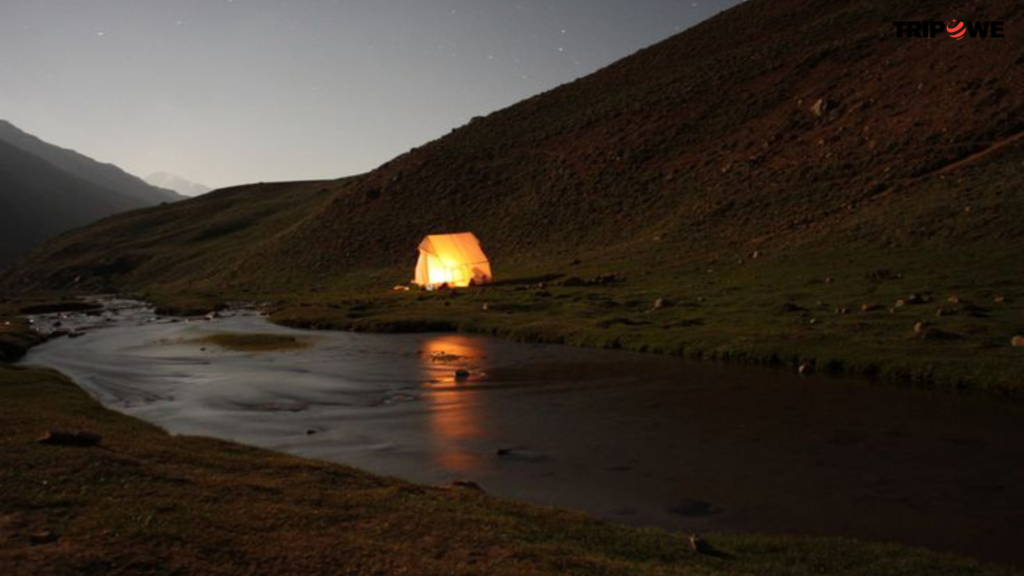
(413, 232), (493, 289)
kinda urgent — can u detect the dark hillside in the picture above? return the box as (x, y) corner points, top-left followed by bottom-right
(240, 0), (1022, 286)
(6, 0), (1020, 291)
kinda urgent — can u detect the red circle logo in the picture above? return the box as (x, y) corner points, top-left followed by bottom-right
(947, 19), (966, 40)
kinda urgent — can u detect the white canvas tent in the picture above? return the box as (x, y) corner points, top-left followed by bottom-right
(413, 232), (492, 289)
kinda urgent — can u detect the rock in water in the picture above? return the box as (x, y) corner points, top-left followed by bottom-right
(496, 448), (547, 462)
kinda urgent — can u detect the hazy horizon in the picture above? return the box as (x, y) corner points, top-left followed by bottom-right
(1, 0), (741, 190)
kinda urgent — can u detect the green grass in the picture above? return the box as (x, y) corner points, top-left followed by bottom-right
(1, 364), (1016, 575)
(235, 246), (1021, 396)
(0, 304), (46, 363)
(198, 332), (310, 352)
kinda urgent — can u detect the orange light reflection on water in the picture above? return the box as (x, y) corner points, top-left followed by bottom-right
(420, 334), (487, 474)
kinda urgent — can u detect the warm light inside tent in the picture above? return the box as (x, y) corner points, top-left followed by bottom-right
(413, 233), (492, 289)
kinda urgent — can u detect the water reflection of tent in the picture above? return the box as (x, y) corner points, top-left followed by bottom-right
(413, 232), (493, 289)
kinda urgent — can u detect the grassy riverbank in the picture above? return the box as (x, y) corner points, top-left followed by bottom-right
(1, 363), (1016, 575)
(6, 242), (1022, 397)
(120, 246), (1020, 397)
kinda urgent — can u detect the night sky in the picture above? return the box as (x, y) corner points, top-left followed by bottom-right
(1, 0), (742, 189)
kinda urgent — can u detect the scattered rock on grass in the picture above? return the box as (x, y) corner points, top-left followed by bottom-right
(37, 429), (102, 447)
(963, 304), (990, 318)
(29, 530), (58, 545)
(586, 273), (624, 286)
(689, 533), (712, 554)
(810, 98), (827, 118)
(914, 322), (958, 341)
(450, 480), (485, 492)
(687, 533), (731, 558)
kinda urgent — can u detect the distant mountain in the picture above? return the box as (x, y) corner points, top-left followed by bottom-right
(145, 172), (212, 197)
(0, 121), (185, 268)
(0, 121), (183, 205)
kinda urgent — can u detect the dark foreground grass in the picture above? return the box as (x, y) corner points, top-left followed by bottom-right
(1, 364), (1016, 576)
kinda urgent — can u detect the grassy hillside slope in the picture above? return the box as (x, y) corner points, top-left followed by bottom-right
(2, 0), (1022, 391)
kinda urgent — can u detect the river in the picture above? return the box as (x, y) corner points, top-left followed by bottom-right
(19, 300), (1024, 565)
